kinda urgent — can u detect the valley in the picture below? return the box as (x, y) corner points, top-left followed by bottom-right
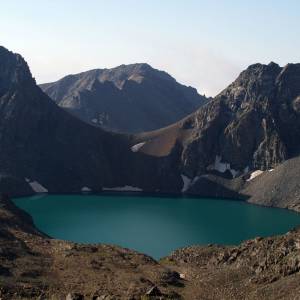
(0, 45), (300, 299)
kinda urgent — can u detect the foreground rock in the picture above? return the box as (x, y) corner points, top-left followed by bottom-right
(1, 195), (300, 299)
(164, 229), (300, 300)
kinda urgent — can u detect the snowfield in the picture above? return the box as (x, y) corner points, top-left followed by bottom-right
(103, 185), (143, 192)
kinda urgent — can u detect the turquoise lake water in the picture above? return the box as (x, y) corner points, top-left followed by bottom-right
(13, 194), (300, 259)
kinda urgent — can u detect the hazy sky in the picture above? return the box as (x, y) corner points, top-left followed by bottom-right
(1, 0), (300, 96)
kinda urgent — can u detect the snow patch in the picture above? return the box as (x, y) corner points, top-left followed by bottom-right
(181, 175), (192, 192)
(214, 155), (229, 173)
(131, 142), (146, 152)
(103, 185), (143, 192)
(91, 118), (97, 123)
(247, 170), (264, 181)
(208, 155), (239, 178)
(181, 175), (200, 193)
(229, 169), (238, 178)
(81, 186), (92, 192)
(29, 181), (48, 193)
(268, 169), (274, 172)
(243, 166), (249, 174)
(191, 176), (200, 185)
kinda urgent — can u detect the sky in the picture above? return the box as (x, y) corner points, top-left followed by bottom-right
(1, 0), (300, 97)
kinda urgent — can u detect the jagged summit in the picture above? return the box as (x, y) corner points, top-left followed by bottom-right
(0, 46), (36, 97)
(227, 61), (300, 87)
(44, 63), (176, 89)
(132, 60), (300, 210)
(40, 63), (207, 133)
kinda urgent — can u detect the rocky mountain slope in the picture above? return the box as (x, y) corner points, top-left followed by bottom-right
(0, 46), (181, 197)
(1, 47), (300, 299)
(40, 64), (208, 133)
(1, 194), (300, 300)
(2, 45), (300, 212)
(132, 62), (300, 211)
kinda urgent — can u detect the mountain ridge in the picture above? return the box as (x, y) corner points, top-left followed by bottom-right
(40, 63), (208, 133)
(132, 61), (300, 211)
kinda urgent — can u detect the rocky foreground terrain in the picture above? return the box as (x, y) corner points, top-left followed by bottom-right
(1, 194), (300, 300)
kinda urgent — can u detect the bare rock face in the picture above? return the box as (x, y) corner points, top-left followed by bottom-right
(182, 62), (300, 208)
(133, 62), (300, 210)
(40, 63), (208, 133)
(179, 62), (300, 177)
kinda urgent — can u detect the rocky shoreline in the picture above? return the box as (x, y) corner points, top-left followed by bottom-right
(1, 194), (300, 299)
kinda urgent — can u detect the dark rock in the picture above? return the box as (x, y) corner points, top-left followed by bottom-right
(145, 286), (162, 296)
(0, 266), (11, 276)
(66, 292), (84, 300)
(160, 270), (182, 286)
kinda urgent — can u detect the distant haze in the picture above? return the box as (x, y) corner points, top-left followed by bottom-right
(1, 0), (300, 96)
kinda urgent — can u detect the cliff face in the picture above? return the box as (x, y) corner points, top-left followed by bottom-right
(132, 62), (300, 210)
(170, 62), (300, 176)
(1, 195), (300, 300)
(0, 46), (181, 197)
(40, 63), (208, 133)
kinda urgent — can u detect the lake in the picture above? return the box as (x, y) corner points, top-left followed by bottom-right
(13, 194), (300, 259)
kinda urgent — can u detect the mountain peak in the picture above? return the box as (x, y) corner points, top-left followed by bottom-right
(243, 61), (281, 75)
(0, 46), (36, 98)
(40, 64), (207, 133)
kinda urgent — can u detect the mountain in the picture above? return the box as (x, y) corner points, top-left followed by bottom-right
(1, 47), (300, 299)
(2, 45), (300, 212)
(40, 64), (208, 133)
(0, 46), (181, 196)
(132, 62), (300, 211)
(2, 193), (300, 299)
